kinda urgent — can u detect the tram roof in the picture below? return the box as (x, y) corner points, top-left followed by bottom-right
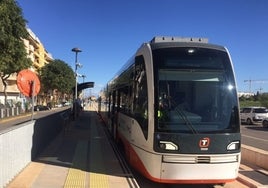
(149, 36), (226, 51)
(150, 36), (209, 43)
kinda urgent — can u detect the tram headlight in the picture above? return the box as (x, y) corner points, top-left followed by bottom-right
(227, 141), (240, 151)
(159, 141), (179, 151)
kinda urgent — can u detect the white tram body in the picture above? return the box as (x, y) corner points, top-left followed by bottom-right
(99, 36), (241, 184)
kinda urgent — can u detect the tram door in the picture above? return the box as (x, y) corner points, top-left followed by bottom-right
(110, 91), (116, 139)
(111, 90), (120, 140)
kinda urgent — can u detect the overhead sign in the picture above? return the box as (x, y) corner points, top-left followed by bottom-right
(17, 69), (41, 97)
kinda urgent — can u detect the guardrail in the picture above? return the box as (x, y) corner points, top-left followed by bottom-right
(0, 121), (35, 188)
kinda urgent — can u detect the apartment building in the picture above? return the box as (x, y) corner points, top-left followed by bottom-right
(0, 28), (53, 106)
(24, 28), (53, 70)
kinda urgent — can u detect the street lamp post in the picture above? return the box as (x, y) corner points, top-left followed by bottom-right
(71, 47), (82, 100)
(82, 74), (86, 83)
(71, 47), (82, 119)
(81, 74), (86, 109)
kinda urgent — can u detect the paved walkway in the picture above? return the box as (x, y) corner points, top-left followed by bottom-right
(7, 106), (138, 188)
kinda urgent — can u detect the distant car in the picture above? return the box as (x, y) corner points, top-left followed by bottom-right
(63, 102), (71, 106)
(34, 105), (50, 111)
(55, 104), (63, 108)
(55, 102), (71, 108)
(262, 118), (268, 128)
(240, 106), (268, 125)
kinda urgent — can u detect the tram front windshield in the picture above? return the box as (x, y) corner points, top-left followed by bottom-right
(153, 47), (239, 133)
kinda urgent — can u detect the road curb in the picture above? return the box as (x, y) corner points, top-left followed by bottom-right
(241, 144), (268, 171)
(237, 173), (260, 188)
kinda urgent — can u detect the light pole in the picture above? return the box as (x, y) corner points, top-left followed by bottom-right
(71, 47), (82, 119)
(82, 74), (86, 83)
(81, 74), (86, 108)
(71, 47), (82, 100)
(81, 74), (86, 99)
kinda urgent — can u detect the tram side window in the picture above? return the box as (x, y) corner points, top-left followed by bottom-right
(127, 86), (133, 114)
(119, 86), (132, 114)
(133, 55), (148, 139)
(108, 93), (112, 118)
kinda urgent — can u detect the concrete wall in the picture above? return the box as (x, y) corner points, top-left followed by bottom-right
(0, 121), (35, 188)
(241, 144), (268, 170)
(0, 109), (66, 188)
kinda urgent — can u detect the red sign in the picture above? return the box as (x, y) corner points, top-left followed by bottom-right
(17, 69), (40, 97)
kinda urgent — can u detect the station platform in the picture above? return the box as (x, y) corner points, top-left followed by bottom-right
(5, 104), (268, 188)
(6, 105), (139, 188)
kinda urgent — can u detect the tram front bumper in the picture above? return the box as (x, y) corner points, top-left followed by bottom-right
(159, 154), (240, 184)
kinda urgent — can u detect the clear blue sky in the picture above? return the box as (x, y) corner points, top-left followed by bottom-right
(17, 0), (268, 96)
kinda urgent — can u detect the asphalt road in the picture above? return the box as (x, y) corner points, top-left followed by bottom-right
(241, 124), (268, 151)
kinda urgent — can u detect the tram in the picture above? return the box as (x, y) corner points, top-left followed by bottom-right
(99, 36), (241, 184)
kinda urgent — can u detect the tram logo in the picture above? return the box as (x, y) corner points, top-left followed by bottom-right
(199, 137), (210, 148)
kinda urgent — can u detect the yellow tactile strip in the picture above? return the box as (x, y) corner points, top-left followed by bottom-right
(89, 172), (109, 188)
(64, 141), (88, 188)
(64, 168), (86, 188)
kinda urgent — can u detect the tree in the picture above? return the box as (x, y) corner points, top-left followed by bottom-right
(0, 0), (32, 104)
(40, 59), (75, 103)
(260, 93), (268, 108)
